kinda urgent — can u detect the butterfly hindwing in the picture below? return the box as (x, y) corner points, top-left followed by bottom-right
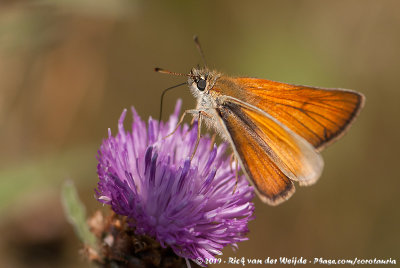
(216, 97), (324, 205)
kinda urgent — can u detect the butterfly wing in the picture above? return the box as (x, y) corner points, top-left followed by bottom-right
(216, 97), (324, 205)
(213, 77), (364, 151)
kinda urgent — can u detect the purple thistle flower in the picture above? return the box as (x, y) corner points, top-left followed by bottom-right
(96, 100), (255, 264)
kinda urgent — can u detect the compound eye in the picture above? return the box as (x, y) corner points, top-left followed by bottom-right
(197, 79), (207, 91)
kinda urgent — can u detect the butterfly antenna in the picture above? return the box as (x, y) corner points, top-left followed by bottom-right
(158, 82), (186, 122)
(154, 67), (188, 77)
(193, 35), (207, 67)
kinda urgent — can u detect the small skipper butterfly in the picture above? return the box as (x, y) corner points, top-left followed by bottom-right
(156, 37), (364, 205)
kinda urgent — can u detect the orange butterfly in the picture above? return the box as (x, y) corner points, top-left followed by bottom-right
(156, 37), (364, 205)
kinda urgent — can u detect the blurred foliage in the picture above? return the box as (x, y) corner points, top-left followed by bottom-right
(0, 0), (399, 267)
(0, 145), (96, 216)
(61, 181), (97, 249)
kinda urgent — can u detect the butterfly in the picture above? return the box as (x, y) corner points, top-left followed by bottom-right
(156, 37), (364, 205)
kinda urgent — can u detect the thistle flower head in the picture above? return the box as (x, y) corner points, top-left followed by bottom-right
(96, 100), (254, 264)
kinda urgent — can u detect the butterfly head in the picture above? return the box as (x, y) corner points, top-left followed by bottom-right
(188, 67), (220, 98)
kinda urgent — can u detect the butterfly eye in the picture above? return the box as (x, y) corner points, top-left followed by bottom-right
(197, 79), (207, 91)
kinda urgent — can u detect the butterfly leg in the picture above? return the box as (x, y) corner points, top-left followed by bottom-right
(163, 109), (200, 140)
(183, 116), (196, 139)
(190, 117), (196, 126)
(191, 112), (202, 160)
(209, 133), (217, 151)
(190, 110), (212, 160)
(183, 104), (201, 138)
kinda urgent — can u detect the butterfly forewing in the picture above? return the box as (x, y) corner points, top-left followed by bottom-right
(214, 77), (364, 151)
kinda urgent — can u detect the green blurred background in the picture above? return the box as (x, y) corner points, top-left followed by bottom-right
(0, 0), (399, 267)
